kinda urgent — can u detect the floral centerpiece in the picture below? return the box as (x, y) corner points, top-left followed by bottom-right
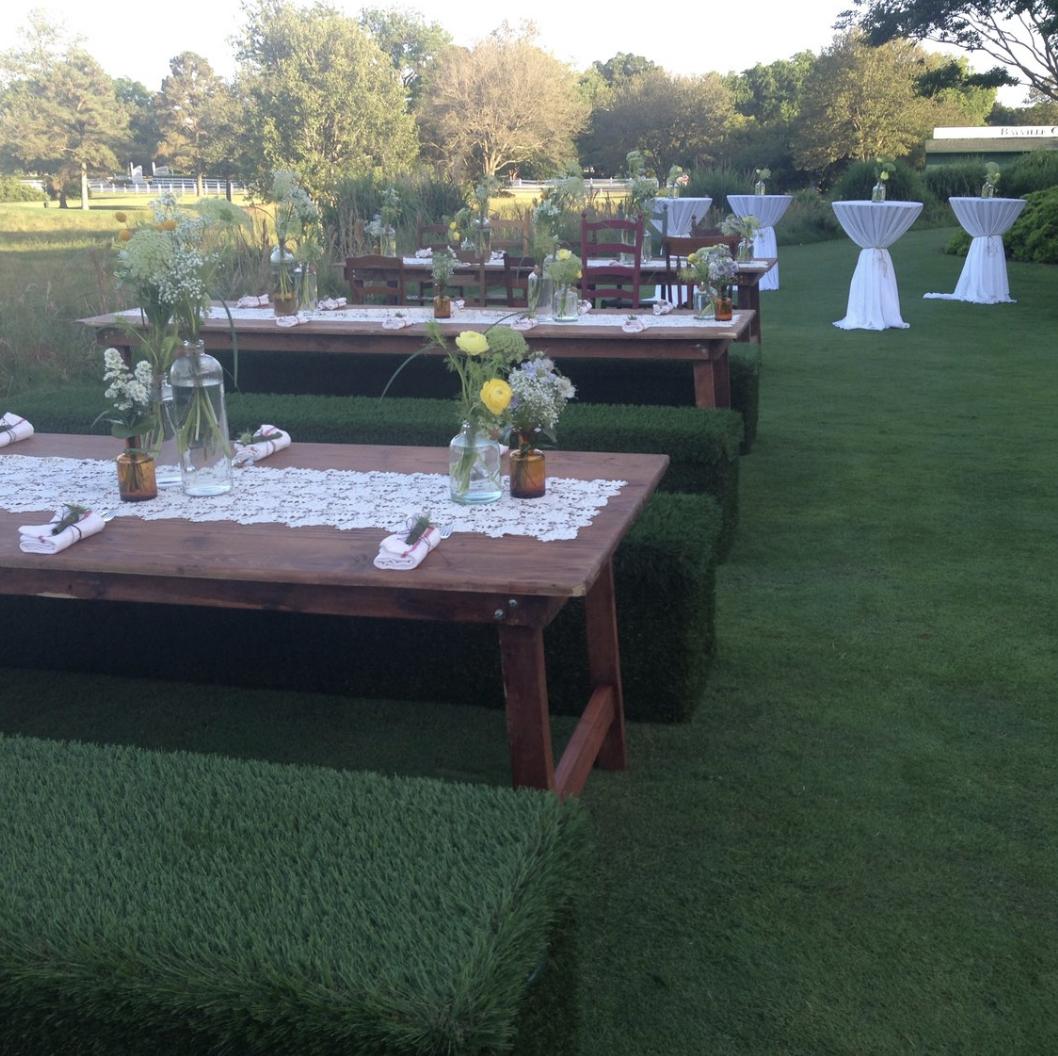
(624, 150), (658, 219)
(451, 175), (500, 257)
(367, 186), (401, 256)
(269, 168), (321, 313)
(666, 165), (690, 198)
(873, 159), (894, 202)
(721, 212), (762, 258)
(96, 348), (157, 501)
(982, 162), (1001, 198)
(430, 247), (459, 317)
(754, 166), (771, 194)
(502, 352), (576, 499)
(681, 244), (738, 320)
(545, 248), (582, 321)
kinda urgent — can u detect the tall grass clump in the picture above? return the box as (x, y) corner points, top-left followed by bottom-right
(775, 189), (844, 245)
(1001, 148), (1058, 197)
(924, 161), (995, 200)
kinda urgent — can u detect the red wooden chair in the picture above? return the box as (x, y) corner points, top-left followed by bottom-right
(579, 210), (644, 309)
(343, 255), (406, 305)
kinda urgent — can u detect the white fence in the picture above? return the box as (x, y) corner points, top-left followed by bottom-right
(85, 178), (244, 196)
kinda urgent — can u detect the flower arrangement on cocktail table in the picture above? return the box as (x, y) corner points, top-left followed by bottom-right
(873, 158), (894, 202)
(754, 166), (771, 194)
(269, 169), (321, 313)
(721, 213), (762, 258)
(666, 165), (689, 198)
(982, 162), (1001, 198)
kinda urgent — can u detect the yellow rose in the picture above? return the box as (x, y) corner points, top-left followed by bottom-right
(556, 248), (571, 260)
(481, 378), (512, 415)
(449, 221), (457, 230)
(114, 211), (127, 223)
(455, 331), (489, 355)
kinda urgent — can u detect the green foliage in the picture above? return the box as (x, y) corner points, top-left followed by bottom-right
(686, 164), (751, 216)
(1001, 148), (1058, 197)
(0, 176), (45, 203)
(0, 733), (585, 1056)
(923, 160), (995, 199)
(776, 188), (845, 244)
(1005, 186), (1058, 263)
(830, 157), (929, 203)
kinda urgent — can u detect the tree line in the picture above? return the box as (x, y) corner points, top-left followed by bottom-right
(1, 1), (1055, 208)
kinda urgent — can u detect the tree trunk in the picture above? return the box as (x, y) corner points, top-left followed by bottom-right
(81, 162), (89, 210)
(197, 172), (204, 197)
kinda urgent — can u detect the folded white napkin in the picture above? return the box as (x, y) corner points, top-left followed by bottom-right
(235, 294), (271, 308)
(276, 312), (311, 327)
(373, 525), (442, 571)
(578, 300), (592, 315)
(19, 507), (106, 554)
(414, 248), (433, 258)
(317, 297), (347, 311)
(233, 424), (291, 466)
(652, 300), (674, 315)
(510, 317), (537, 331)
(0, 412), (34, 448)
(381, 315), (414, 330)
(621, 318), (647, 333)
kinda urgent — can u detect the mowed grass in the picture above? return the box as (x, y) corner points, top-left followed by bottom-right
(1, 223), (1056, 1054)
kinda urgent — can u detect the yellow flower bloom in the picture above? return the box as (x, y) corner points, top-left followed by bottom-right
(449, 221), (457, 230)
(455, 331), (489, 355)
(556, 248), (571, 260)
(481, 378), (512, 415)
(114, 211), (127, 223)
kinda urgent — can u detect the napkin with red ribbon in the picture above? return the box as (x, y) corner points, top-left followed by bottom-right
(373, 520), (443, 571)
(0, 412), (34, 448)
(381, 315), (415, 330)
(232, 425), (291, 466)
(19, 505), (106, 554)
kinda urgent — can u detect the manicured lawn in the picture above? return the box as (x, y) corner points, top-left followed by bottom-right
(2, 224), (1056, 1054)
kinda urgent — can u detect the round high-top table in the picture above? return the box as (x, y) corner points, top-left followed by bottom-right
(923, 197), (1027, 304)
(727, 194), (792, 290)
(650, 197), (712, 238)
(832, 200), (923, 330)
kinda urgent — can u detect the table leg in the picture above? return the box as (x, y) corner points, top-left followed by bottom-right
(498, 623), (556, 791)
(583, 559), (626, 773)
(736, 282), (762, 344)
(692, 348), (731, 409)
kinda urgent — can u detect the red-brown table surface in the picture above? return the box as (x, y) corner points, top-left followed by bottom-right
(0, 434), (669, 796)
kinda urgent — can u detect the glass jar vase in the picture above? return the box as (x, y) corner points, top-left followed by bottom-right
(295, 263), (318, 310)
(754, 179), (766, 195)
(509, 432), (546, 499)
(270, 243), (298, 315)
(145, 371), (181, 490)
(981, 181), (995, 199)
(170, 340), (234, 497)
(433, 286), (451, 319)
(693, 285), (716, 320)
(871, 181), (887, 203)
(117, 439), (158, 502)
(737, 238), (754, 261)
(449, 421), (502, 505)
(714, 287), (734, 321)
(529, 258), (555, 320)
(552, 283), (580, 322)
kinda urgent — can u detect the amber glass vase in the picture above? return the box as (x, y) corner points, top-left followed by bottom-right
(434, 289), (451, 318)
(117, 438), (157, 502)
(714, 288), (734, 321)
(509, 433), (547, 499)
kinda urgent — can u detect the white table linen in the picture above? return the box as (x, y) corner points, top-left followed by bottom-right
(649, 197), (712, 238)
(727, 194), (792, 290)
(832, 201), (923, 330)
(923, 197), (1026, 304)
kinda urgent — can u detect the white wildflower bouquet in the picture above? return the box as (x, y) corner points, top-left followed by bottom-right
(503, 353), (576, 451)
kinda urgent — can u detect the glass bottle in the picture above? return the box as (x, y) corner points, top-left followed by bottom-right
(449, 421), (502, 505)
(169, 340), (234, 496)
(871, 181), (887, 203)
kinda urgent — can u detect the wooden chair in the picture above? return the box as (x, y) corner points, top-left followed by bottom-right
(579, 210), (644, 309)
(344, 255), (406, 305)
(489, 210), (531, 254)
(502, 254), (537, 309)
(416, 215), (450, 252)
(662, 235), (740, 307)
(452, 250), (489, 307)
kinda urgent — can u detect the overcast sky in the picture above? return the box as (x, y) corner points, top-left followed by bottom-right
(0, 0), (1026, 104)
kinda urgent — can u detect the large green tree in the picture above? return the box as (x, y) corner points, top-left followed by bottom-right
(0, 14), (128, 208)
(155, 52), (237, 195)
(583, 68), (735, 178)
(357, 6), (451, 108)
(793, 33), (955, 175)
(839, 0), (1058, 102)
(235, 0), (417, 193)
(417, 26), (587, 178)
(114, 77), (161, 176)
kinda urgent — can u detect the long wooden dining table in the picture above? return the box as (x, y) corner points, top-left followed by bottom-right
(0, 434), (669, 797)
(81, 305), (753, 410)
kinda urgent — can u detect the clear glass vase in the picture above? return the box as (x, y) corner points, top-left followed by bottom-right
(871, 181), (887, 203)
(754, 180), (766, 195)
(737, 238), (754, 261)
(170, 340), (234, 496)
(528, 262), (555, 320)
(693, 285), (716, 320)
(146, 372), (181, 489)
(378, 227), (397, 258)
(981, 182), (995, 199)
(295, 263), (318, 310)
(449, 421), (502, 505)
(270, 244), (298, 315)
(552, 283), (580, 322)
(470, 217), (491, 257)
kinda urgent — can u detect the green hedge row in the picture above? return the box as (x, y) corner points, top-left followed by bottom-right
(0, 733), (585, 1056)
(1, 489), (721, 724)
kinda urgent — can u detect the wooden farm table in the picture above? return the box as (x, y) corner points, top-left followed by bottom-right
(81, 306), (753, 409)
(0, 434), (669, 797)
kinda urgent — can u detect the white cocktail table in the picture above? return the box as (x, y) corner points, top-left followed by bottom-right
(727, 194), (792, 290)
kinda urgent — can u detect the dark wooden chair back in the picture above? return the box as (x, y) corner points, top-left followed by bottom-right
(344, 255), (406, 305)
(490, 210), (531, 254)
(452, 250), (490, 307)
(416, 215), (450, 252)
(580, 211), (644, 308)
(503, 254), (537, 308)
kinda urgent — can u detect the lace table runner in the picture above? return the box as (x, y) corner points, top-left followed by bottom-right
(0, 455), (626, 541)
(126, 306), (742, 330)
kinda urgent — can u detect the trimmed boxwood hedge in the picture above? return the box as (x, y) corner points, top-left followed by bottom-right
(0, 733), (585, 1056)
